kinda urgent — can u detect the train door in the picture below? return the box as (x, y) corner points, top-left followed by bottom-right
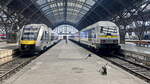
(93, 28), (97, 44)
(41, 30), (49, 49)
(88, 29), (92, 44)
(95, 26), (103, 49)
(96, 26), (101, 43)
(48, 29), (52, 45)
(91, 28), (96, 44)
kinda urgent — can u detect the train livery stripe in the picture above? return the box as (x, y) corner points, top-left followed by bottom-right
(20, 40), (36, 45)
(80, 36), (119, 40)
(98, 35), (119, 38)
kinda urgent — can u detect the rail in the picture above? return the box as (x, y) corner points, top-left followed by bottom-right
(104, 56), (150, 83)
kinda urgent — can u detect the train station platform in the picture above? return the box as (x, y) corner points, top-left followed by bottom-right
(4, 40), (148, 84)
(0, 42), (18, 50)
(120, 43), (150, 65)
(120, 43), (150, 54)
(0, 42), (18, 65)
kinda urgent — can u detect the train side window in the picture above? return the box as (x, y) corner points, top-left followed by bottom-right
(113, 27), (117, 33)
(41, 34), (44, 41)
(41, 31), (45, 41)
(100, 26), (104, 33)
(44, 31), (49, 41)
(44, 31), (47, 40)
(45, 32), (49, 41)
(92, 29), (95, 38)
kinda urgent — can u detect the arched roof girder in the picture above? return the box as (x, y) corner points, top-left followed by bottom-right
(43, 6), (86, 17)
(42, 6), (88, 14)
(33, 0), (97, 26)
(37, 0), (92, 9)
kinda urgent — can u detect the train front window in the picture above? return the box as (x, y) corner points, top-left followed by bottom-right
(100, 26), (117, 34)
(100, 27), (104, 33)
(22, 27), (40, 40)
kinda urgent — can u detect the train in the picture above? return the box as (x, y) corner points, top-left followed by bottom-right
(19, 24), (58, 53)
(51, 31), (59, 44)
(70, 21), (121, 50)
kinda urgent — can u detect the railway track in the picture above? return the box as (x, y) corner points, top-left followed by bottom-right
(70, 40), (150, 83)
(0, 55), (37, 82)
(104, 56), (150, 83)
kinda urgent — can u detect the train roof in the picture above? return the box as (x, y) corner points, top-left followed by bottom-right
(23, 24), (48, 28)
(81, 21), (118, 32)
(97, 21), (118, 27)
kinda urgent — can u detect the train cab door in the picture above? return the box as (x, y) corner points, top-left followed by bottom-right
(95, 26), (101, 49)
(40, 30), (48, 50)
(91, 29), (96, 44)
(40, 30), (45, 46)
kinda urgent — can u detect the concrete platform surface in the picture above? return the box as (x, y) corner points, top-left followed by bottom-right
(0, 42), (18, 64)
(0, 42), (18, 50)
(120, 43), (150, 54)
(4, 40), (148, 84)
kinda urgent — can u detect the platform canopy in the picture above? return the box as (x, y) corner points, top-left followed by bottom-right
(34, 0), (97, 28)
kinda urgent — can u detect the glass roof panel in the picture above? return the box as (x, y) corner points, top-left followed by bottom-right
(86, 0), (95, 5)
(42, 6), (50, 11)
(34, 0), (97, 25)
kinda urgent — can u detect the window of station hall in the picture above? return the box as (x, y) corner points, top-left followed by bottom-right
(53, 25), (78, 35)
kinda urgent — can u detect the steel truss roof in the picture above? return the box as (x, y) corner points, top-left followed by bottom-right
(33, 0), (97, 27)
(3, 0), (144, 30)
